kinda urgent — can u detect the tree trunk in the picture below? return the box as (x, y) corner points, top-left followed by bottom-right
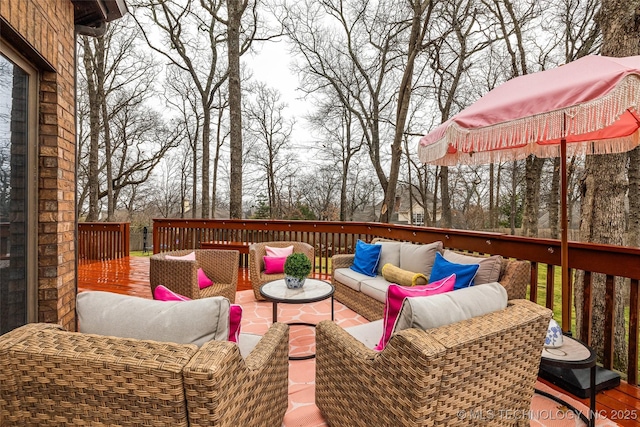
(496, 164), (502, 228)
(379, 0), (429, 223)
(575, 153), (628, 368)
(440, 166), (451, 227)
(510, 161), (517, 235)
(629, 146), (640, 247)
(212, 97), (225, 218)
(201, 108), (211, 219)
(522, 156), (545, 237)
(340, 113), (352, 222)
(82, 37), (101, 222)
(95, 37), (114, 221)
(227, 0), (243, 219)
(550, 157), (560, 239)
(574, 0), (640, 372)
(489, 164), (495, 229)
(192, 143), (197, 219)
(432, 166), (439, 226)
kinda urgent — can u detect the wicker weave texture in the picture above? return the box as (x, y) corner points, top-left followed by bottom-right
(316, 299), (552, 427)
(150, 249), (239, 303)
(498, 260), (530, 300)
(0, 322), (289, 427)
(0, 323), (198, 426)
(249, 241), (315, 300)
(184, 322), (289, 427)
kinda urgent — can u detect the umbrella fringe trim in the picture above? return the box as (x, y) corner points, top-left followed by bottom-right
(419, 74), (640, 165)
(420, 135), (639, 166)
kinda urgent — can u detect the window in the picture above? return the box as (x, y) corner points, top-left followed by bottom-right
(412, 212), (424, 226)
(0, 43), (37, 334)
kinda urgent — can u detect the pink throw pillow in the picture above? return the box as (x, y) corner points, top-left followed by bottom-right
(165, 251), (196, 261)
(265, 245), (294, 258)
(263, 256), (287, 274)
(153, 285), (191, 301)
(374, 274), (457, 351)
(197, 268), (214, 289)
(229, 304), (243, 343)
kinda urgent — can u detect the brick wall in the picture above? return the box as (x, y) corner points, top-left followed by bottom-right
(0, 0), (77, 330)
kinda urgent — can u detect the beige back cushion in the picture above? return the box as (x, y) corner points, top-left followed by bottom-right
(395, 282), (508, 333)
(77, 291), (230, 347)
(442, 250), (503, 285)
(399, 241), (443, 278)
(374, 241), (402, 274)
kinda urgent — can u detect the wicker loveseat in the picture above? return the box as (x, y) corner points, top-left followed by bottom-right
(316, 295), (552, 426)
(0, 322), (289, 426)
(150, 249), (239, 303)
(331, 238), (531, 321)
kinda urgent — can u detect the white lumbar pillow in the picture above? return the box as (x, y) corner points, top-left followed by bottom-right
(77, 291), (230, 347)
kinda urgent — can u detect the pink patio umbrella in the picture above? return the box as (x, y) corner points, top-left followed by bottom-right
(418, 54), (640, 331)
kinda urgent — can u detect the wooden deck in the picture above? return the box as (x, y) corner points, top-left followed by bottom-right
(78, 256), (640, 426)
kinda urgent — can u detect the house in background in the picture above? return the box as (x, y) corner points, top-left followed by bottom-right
(361, 184), (437, 226)
(0, 0), (127, 334)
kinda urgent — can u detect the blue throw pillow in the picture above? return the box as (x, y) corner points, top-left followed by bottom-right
(429, 252), (480, 290)
(350, 240), (382, 277)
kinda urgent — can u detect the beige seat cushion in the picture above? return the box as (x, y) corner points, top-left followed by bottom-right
(238, 333), (262, 358)
(360, 276), (392, 303)
(334, 267), (373, 292)
(345, 320), (384, 348)
(77, 291), (230, 347)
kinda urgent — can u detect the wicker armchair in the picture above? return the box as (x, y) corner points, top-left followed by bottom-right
(0, 322), (289, 426)
(150, 249), (239, 303)
(316, 299), (552, 427)
(249, 241), (315, 300)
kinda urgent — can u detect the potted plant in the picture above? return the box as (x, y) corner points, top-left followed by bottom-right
(283, 253), (312, 289)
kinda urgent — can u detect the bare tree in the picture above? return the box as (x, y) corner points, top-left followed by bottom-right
(164, 67), (202, 218)
(307, 92), (364, 221)
(279, 0), (447, 223)
(298, 165), (341, 220)
(244, 82), (296, 218)
(378, 0), (438, 223)
(543, 0), (600, 238)
(78, 19), (176, 220)
(213, 0), (258, 218)
(425, 0), (493, 227)
(574, 0), (640, 372)
(629, 147), (640, 247)
(132, 0), (230, 218)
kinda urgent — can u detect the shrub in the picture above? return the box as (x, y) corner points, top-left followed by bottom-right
(284, 253), (312, 279)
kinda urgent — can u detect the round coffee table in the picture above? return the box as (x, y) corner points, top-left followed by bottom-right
(260, 278), (335, 360)
(537, 335), (596, 427)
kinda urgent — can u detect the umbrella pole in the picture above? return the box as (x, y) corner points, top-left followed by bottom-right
(560, 135), (571, 333)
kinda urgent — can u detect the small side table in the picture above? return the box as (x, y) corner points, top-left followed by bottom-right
(259, 278), (335, 360)
(537, 336), (596, 427)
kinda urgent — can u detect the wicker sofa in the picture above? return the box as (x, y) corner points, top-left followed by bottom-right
(150, 249), (239, 303)
(331, 238), (531, 321)
(0, 322), (289, 426)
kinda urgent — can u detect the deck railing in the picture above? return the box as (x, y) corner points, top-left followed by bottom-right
(153, 218), (640, 384)
(78, 222), (130, 260)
